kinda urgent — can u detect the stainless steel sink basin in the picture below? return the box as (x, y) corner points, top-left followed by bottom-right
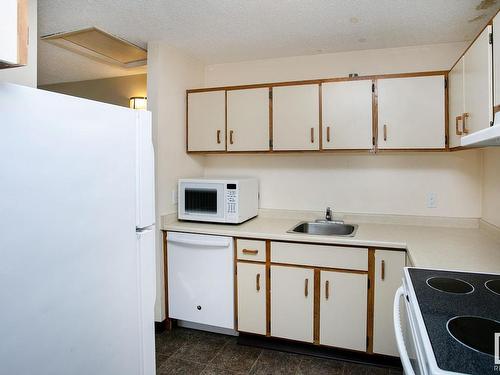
(287, 221), (358, 237)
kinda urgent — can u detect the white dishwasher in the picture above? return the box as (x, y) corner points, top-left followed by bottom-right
(167, 232), (234, 330)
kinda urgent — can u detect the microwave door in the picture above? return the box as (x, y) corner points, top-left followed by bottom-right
(179, 182), (225, 221)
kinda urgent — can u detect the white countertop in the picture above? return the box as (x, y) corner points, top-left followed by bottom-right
(162, 211), (500, 273)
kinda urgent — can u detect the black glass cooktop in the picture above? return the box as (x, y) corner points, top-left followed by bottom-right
(408, 268), (500, 375)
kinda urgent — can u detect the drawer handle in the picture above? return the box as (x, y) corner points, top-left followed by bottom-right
(325, 280), (330, 300)
(242, 249), (258, 255)
(305, 278), (309, 297)
(217, 129), (221, 144)
(455, 115), (463, 136)
(381, 260), (386, 281)
(326, 126), (331, 143)
(229, 130), (234, 145)
(310, 127), (315, 143)
(383, 124), (388, 141)
(462, 113), (469, 134)
(256, 273), (261, 291)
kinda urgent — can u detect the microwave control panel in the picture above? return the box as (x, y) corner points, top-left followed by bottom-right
(225, 184), (238, 218)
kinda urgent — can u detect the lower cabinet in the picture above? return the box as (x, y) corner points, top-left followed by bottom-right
(319, 271), (367, 351)
(237, 262), (267, 335)
(271, 265), (314, 342)
(373, 249), (406, 356)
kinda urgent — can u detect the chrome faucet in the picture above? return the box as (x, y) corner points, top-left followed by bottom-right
(325, 207), (332, 221)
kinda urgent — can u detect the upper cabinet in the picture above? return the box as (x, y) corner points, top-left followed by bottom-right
(187, 91), (226, 152)
(377, 75), (446, 149)
(495, 14), (500, 108)
(463, 26), (493, 134)
(448, 26), (493, 148)
(227, 88), (270, 152)
(272, 84), (320, 151)
(322, 80), (373, 150)
(0, 0), (28, 68)
(448, 58), (465, 148)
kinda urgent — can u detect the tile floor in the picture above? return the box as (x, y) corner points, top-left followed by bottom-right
(155, 328), (403, 375)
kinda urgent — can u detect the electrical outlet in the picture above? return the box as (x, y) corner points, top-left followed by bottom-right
(427, 192), (437, 208)
(171, 189), (178, 204)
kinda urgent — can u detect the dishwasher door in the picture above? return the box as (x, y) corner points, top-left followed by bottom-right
(167, 232), (234, 329)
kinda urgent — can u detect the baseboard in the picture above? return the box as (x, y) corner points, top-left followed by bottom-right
(238, 333), (402, 370)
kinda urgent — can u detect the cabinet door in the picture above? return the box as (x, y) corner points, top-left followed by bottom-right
(227, 88), (270, 151)
(271, 265), (314, 342)
(463, 25), (493, 134)
(448, 58), (465, 148)
(494, 14), (500, 107)
(272, 84), (320, 150)
(373, 250), (406, 356)
(322, 80), (373, 149)
(320, 271), (367, 351)
(237, 262), (266, 335)
(187, 91), (226, 151)
(377, 75), (445, 149)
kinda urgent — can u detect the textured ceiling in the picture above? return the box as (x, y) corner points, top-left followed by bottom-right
(38, 0), (499, 85)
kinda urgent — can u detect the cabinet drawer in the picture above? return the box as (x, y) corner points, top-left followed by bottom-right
(237, 239), (266, 262)
(271, 242), (367, 271)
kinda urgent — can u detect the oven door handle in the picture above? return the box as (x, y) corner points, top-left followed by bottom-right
(394, 286), (416, 375)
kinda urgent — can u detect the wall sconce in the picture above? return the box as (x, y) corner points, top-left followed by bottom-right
(129, 96), (147, 110)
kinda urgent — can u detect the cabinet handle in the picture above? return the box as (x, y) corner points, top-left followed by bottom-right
(462, 113), (469, 134)
(455, 115), (463, 136)
(229, 130), (234, 145)
(256, 273), (261, 291)
(304, 278), (309, 297)
(325, 280), (330, 300)
(310, 128), (315, 143)
(242, 249), (258, 255)
(383, 124), (388, 141)
(216, 130), (221, 144)
(326, 126), (331, 143)
(381, 260), (386, 281)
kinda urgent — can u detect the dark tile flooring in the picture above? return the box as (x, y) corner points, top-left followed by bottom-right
(155, 328), (403, 375)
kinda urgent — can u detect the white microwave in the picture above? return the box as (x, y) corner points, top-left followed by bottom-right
(178, 178), (259, 224)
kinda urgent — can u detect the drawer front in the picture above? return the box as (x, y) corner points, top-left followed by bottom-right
(237, 239), (266, 262)
(271, 242), (368, 271)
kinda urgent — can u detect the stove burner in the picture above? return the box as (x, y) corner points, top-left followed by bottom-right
(426, 277), (474, 294)
(447, 316), (500, 356)
(485, 279), (500, 295)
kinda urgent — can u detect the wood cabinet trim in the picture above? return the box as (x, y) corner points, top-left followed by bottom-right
(162, 231), (173, 330)
(313, 269), (321, 344)
(367, 248), (375, 354)
(265, 240), (271, 336)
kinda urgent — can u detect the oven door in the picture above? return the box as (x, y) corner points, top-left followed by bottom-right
(178, 182), (226, 222)
(394, 286), (426, 375)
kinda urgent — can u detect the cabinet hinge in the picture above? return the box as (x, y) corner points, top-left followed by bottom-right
(366, 336), (369, 348)
(269, 90), (273, 99)
(367, 278), (370, 289)
(491, 121), (494, 127)
(371, 83), (375, 93)
(372, 136), (375, 146)
(489, 32), (493, 45)
(445, 135), (448, 146)
(444, 78), (448, 89)
(269, 139), (273, 148)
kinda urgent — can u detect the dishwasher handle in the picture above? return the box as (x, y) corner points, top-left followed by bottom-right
(394, 286), (415, 375)
(168, 236), (231, 248)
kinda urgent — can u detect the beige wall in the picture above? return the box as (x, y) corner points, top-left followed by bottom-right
(39, 74), (147, 107)
(482, 148), (500, 227)
(203, 42), (485, 219)
(0, 0), (37, 87)
(147, 42), (205, 321)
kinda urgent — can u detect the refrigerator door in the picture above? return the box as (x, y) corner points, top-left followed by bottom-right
(137, 227), (157, 375)
(136, 110), (155, 229)
(0, 84), (141, 375)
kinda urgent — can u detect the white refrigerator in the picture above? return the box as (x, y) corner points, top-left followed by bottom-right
(0, 83), (156, 375)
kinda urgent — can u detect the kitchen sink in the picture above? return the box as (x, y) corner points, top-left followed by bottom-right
(287, 221), (358, 237)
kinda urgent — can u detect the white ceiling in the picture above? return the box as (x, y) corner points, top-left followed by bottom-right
(38, 0), (499, 85)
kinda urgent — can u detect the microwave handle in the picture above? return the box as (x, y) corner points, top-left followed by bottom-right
(168, 237), (231, 248)
(393, 286), (415, 375)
